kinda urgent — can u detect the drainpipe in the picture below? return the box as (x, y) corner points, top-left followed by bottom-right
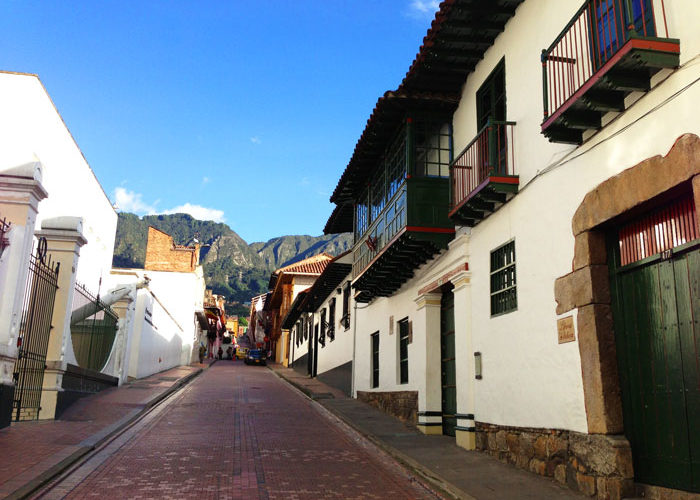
(71, 277), (150, 326)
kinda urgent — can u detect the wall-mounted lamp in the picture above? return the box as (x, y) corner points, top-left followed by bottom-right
(474, 352), (482, 379)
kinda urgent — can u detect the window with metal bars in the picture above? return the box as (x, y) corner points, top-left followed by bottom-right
(617, 193), (698, 266)
(398, 318), (409, 384)
(341, 282), (351, 329)
(328, 298), (336, 341)
(371, 332), (379, 388)
(490, 240), (517, 316)
(319, 308), (326, 347)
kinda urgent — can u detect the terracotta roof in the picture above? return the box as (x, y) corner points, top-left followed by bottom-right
(329, 91), (459, 204)
(327, 0), (524, 207)
(274, 253), (333, 276)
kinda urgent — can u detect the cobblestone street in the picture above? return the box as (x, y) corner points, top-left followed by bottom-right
(52, 362), (438, 499)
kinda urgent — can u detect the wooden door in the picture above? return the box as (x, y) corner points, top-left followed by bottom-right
(609, 195), (699, 492)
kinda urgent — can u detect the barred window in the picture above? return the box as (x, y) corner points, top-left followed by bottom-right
(371, 332), (380, 388)
(319, 308), (326, 347)
(328, 298), (336, 341)
(490, 240), (517, 316)
(398, 318), (409, 384)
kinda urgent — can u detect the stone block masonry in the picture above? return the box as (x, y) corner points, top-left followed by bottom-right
(144, 226), (198, 273)
(357, 391), (418, 425)
(476, 422), (634, 499)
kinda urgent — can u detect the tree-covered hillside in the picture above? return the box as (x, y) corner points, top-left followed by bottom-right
(112, 212), (352, 304)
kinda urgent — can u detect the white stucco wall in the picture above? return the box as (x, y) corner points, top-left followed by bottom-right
(0, 72), (117, 293)
(350, 0), (700, 434)
(107, 267), (205, 379)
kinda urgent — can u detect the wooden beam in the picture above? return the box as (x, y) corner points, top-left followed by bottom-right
(582, 90), (625, 112)
(561, 110), (601, 130)
(602, 71), (650, 92)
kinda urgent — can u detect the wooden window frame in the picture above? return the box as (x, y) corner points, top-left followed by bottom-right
(371, 332), (380, 388)
(490, 239), (517, 316)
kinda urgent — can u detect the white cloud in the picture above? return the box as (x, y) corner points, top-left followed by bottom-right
(250, 136), (261, 144)
(162, 203), (226, 223)
(113, 187), (157, 214)
(408, 0), (439, 18)
(113, 187), (225, 223)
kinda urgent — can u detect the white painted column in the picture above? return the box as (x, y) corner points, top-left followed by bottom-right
(452, 270), (476, 450)
(413, 291), (443, 435)
(35, 216), (86, 420)
(0, 161), (47, 428)
(105, 290), (136, 385)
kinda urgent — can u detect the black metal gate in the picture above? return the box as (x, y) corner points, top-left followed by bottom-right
(12, 238), (60, 422)
(70, 282), (119, 372)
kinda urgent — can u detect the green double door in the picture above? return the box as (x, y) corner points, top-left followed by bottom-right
(610, 239), (700, 492)
(441, 288), (456, 437)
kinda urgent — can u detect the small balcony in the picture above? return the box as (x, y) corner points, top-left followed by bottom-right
(353, 178), (454, 302)
(541, 0), (679, 144)
(449, 121), (518, 227)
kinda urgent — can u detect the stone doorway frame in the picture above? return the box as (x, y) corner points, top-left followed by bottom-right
(554, 133), (700, 436)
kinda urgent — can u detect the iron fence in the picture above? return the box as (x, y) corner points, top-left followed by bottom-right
(450, 121), (516, 211)
(71, 282), (119, 372)
(541, 0), (668, 120)
(13, 238), (60, 421)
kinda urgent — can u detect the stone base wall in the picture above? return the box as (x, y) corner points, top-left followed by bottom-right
(357, 391), (417, 425)
(476, 422), (634, 499)
(0, 382), (14, 429)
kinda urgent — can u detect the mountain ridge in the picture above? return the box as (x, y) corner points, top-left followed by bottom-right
(112, 212), (352, 305)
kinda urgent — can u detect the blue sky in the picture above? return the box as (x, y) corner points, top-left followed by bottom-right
(1, 1), (439, 243)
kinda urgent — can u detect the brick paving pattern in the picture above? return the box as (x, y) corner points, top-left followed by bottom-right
(0, 364), (202, 498)
(62, 362), (438, 499)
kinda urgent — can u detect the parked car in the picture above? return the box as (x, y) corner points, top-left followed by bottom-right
(236, 346), (249, 359)
(244, 349), (266, 366)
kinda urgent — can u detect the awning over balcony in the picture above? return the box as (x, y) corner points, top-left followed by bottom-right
(330, 92), (458, 205)
(324, 202), (353, 235)
(399, 0), (525, 94)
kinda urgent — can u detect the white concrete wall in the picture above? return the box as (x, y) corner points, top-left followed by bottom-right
(0, 72), (117, 294)
(353, 235), (468, 404)
(313, 278), (354, 377)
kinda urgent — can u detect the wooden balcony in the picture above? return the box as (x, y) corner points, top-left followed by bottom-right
(449, 121), (518, 227)
(541, 0), (679, 144)
(352, 179), (454, 303)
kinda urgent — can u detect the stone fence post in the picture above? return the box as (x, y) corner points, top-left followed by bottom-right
(0, 161), (47, 428)
(35, 217), (86, 420)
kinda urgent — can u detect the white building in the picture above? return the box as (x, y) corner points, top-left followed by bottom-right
(0, 71), (117, 292)
(324, 0), (700, 497)
(284, 252), (354, 395)
(0, 72), (119, 425)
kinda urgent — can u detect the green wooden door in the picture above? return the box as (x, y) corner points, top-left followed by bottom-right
(610, 238), (700, 492)
(441, 287), (457, 437)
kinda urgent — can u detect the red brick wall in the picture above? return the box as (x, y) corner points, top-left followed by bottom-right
(144, 227), (197, 272)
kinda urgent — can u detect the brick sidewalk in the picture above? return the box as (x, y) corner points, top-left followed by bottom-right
(0, 360), (212, 499)
(268, 362), (583, 500)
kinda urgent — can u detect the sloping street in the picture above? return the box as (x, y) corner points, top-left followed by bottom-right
(35, 362), (438, 499)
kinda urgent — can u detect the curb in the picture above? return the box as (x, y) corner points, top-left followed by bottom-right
(269, 366), (474, 500)
(5, 365), (207, 499)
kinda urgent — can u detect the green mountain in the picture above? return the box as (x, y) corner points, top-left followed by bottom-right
(112, 212), (352, 305)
